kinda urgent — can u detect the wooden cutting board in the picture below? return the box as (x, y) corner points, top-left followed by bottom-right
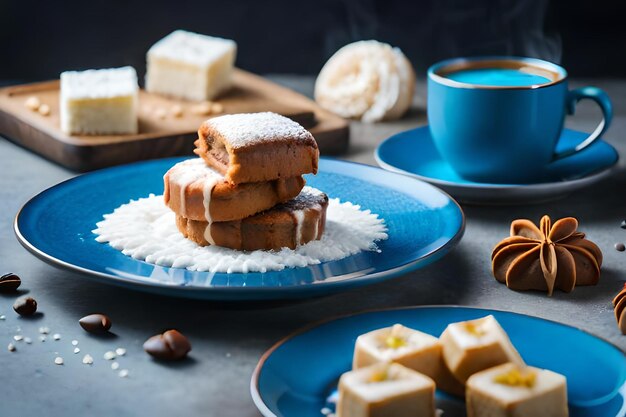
(0, 69), (349, 171)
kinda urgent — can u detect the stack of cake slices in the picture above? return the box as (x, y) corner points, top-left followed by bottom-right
(163, 112), (328, 251)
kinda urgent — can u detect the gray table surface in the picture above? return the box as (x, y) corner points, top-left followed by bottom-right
(0, 76), (625, 417)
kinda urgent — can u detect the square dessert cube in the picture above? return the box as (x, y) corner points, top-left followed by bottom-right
(440, 315), (525, 384)
(337, 362), (436, 417)
(466, 363), (568, 417)
(60, 66), (138, 135)
(146, 30), (236, 101)
(194, 112), (319, 184)
(353, 324), (441, 381)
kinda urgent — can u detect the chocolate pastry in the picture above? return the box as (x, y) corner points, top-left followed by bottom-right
(492, 215), (602, 295)
(164, 158), (305, 222)
(176, 187), (328, 251)
(194, 112), (319, 184)
(613, 284), (626, 334)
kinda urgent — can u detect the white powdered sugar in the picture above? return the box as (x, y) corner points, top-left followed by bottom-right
(205, 112), (314, 149)
(167, 158), (223, 187)
(60, 66), (138, 100)
(148, 30), (236, 68)
(93, 194), (388, 274)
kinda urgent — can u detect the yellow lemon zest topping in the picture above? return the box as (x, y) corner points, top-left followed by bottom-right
(385, 335), (407, 349)
(464, 322), (487, 336)
(369, 370), (388, 383)
(493, 369), (537, 388)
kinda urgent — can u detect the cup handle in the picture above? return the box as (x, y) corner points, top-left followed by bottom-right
(553, 86), (613, 161)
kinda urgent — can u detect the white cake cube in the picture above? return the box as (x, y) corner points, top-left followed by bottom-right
(337, 362), (436, 417)
(60, 66), (138, 135)
(440, 315), (525, 384)
(353, 324), (441, 380)
(466, 363), (568, 417)
(146, 30), (237, 101)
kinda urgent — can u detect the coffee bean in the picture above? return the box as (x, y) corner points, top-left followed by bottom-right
(0, 273), (21, 292)
(616, 243), (626, 252)
(143, 329), (191, 360)
(79, 314), (112, 333)
(13, 297), (37, 316)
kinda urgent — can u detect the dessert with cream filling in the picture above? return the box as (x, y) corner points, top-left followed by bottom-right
(440, 315), (525, 384)
(60, 66), (138, 135)
(145, 30), (236, 101)
(194, 112), (319, 184)
(466, 363), (568, 417)
(175, 186), (328, 250)
(163, 158), (305, 222)
(337, 362), (436, 417)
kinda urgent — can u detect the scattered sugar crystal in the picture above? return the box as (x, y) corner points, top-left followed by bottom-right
(82, 354), (94, 365)
(13, 335), (23, 342)
(115, 348), (126, 356)
(321, 408), (332, 416)
(54, 357), (64, 365)
(39, 327), (50, 334)
(103, 351), (116, 360)
(111, 362), (120, 370)
(53, 334), (61, 341)
(118, 369), (129, 378)
(74, 347), (80, 354)
(0, 315), (6, 320)
(24, 337), (32, 344)
(39, 335), (46, 342)
(7, 343), (15, 352)
(71, 340), (79, 346)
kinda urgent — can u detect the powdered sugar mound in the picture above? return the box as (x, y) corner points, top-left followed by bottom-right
(93, 194), (387, 274)
(205, 112), (315, 149)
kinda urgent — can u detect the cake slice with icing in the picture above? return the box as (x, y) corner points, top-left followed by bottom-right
(194, 112), (319, 184)
(163, 158), (304, 222)
(176, 186), (328, 251)
(145, 30), (236, 101)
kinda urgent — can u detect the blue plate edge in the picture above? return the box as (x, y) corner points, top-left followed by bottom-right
(374, 126), (620, 190)
(250, 305), (626, 417)
(13, 157), (466, 300)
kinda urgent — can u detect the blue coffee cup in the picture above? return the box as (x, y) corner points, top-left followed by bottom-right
(427, 56), (612, 183)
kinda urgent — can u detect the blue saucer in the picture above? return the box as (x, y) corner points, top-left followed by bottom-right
(252, 306), (626, 417)
(14, 157), (464, 301)
(376, 126), (619, 204)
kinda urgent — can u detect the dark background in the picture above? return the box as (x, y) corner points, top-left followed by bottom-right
(1, 0), (625, 84)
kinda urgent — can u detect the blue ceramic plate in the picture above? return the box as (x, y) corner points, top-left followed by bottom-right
(252, 306), (626, 417)
(14, 157), (464, 300)
(375, 126), (619, 205)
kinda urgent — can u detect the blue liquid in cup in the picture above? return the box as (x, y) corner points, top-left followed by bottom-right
(445, 68), (552, 87)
